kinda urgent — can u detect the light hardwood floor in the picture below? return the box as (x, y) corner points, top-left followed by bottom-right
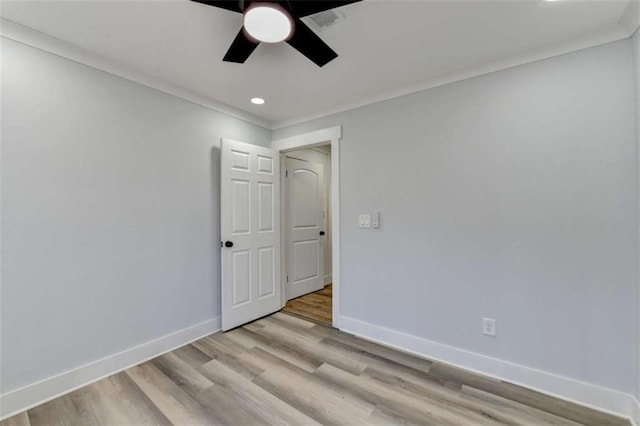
(1, 312), (629, 426)
(283, 284), (332, 324)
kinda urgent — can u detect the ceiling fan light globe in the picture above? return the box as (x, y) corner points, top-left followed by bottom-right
(243, 4), (293, 43)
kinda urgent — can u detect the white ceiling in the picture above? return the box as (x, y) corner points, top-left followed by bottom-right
(0, 0), (634, 127)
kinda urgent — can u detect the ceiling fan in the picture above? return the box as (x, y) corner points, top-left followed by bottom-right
(191, 1), (361, 67)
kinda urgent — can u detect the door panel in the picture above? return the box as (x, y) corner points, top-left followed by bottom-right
(257, 155), (274, 174)
(293, 170), (321, 228)
(221, 139), (281, 331)
(232, 250), (251, 306)
(231, 179), (251, 234)
(258, 182), (274, 232)
(258, 246), (275, 297)
(293, 239), (320, 281)
(230, 149), (250, 170)
(286, 157), (324, 300)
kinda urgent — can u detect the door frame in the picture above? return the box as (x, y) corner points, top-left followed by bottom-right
(272, 126), (342, 328)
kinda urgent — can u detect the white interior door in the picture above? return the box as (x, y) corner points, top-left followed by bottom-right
(286, 157), (325, 300)
(221, 139), (280, 331)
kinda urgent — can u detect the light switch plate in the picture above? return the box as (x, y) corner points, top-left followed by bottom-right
(359, 214), (371, 228)
(371, 212), (380, 228)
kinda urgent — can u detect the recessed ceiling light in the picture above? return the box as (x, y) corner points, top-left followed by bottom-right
(243, 4), (293, 43)
(251, 97), (265, 105)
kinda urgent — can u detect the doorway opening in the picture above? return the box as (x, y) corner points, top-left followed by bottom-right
(280, 144), (333, 325)
(272, 126), (341, 329)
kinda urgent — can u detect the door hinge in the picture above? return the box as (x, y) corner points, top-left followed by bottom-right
(286, 275), (289, 283)
(285, 170), (288, 177)
(220, 241), (223, 248)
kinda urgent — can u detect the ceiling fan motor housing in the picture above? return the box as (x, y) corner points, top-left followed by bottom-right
(191, 0), (361, 67)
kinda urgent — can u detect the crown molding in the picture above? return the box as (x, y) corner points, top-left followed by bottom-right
(271, 22), (632, 130)
(0, 18), (272, 130)
(1, 14), (635, 133)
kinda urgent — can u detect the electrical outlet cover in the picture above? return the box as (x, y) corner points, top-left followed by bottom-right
(483, 318), (496, 337)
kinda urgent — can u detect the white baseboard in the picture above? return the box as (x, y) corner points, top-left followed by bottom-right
(324, 274), (333, 285)
(0, 317), (221, 420)
(337, 315), (636, 423)
(2, 315), (635, 423)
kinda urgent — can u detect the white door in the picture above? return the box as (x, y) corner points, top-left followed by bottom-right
(285, 157), (325, 300)
(221, 139), (281, 331)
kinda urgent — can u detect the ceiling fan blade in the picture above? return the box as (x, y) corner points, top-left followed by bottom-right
(190, 0), (243, 13)
(286, 20), (338, 67)
(223, 29), (260, 63)
(287, 1), (361, 17)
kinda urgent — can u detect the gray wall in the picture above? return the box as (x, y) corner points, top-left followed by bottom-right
(0, 38), (270, 392)
(274, 40), (637, 393)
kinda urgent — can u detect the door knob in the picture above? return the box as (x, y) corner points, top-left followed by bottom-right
(319, 231), (325, 236)
(224, 241), (234, 248)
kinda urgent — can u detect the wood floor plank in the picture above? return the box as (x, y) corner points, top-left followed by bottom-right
(289, 298), (327, 310)
(316, 286), (332, 297)
(27, 372), (172, 426)
(172, 343), (214, 368)
(248, 349), (375, 425)
(66, 381), (116, 426)
(7, 310), (631, 426)
(367, 404), (441, 426)
(125, 362), (215, 425)
(428, 363), (629, 426)
(268, 313), (323, 337)
(245, 346), (374, 417)
(192, 333), (264, 379)
(460, 386), (584, 426)
(301, 293), (333, 305)
(362, 366), (579, 426)
(0, 413), (30, 426)
(363, 365), (463, 397)
(251, 318), (369, 375)
(259, 316), (325, 343)
(82, 372), (172, 426)
(283, 284), (332, 325)
(198, 358), (321, 426)
(280, 307), (331, 324)
(205, 333), (247, 354)
(239, 346), (318, 377)
(191, 382), (272, 425)
(225, 326), (324, 372)
(287, 300), (332, 317)
(305, 323), (346, 341)
(320, 336), (436, 384)
(312, 325), (433, 373)
(151, 352), (214, 395)
(25, 394), (85, 426)
(314, 362), (503, 426)
(272, 311), (317, 328)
